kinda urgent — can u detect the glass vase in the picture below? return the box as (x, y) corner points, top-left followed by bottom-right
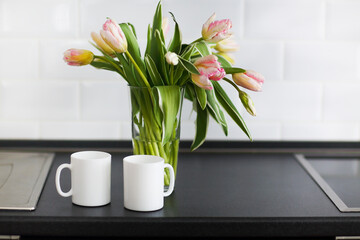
(129, 86), (184, 187)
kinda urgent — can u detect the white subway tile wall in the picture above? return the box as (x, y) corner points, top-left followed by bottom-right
(0, 0), (359, 141)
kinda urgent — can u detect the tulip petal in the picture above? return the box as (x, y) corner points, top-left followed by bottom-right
(245, 70), (265, 84)
(194, 55), (220, 68)
(191, 73), (213, 90)
(233, 72), (263, 92)
(202, 13), (216, 35)
(201, 13), (232, 43)
(215, 36), (238, 52)
(209, 67), (225, 81)
(91, 32), (114, 55)
(101, 18), (127, 53)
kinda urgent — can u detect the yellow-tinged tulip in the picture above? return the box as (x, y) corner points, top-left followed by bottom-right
(215, 36), (238, 52)
(100, 18), (127, 53)
(91, 32), (115, 56)
(217, 52), (235, 65)
(63, 49), (94, 66)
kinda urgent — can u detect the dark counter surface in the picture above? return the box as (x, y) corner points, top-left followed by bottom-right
(1, 148), (360, 238)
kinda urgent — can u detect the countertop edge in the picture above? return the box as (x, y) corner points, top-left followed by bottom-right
(2, 216), (360, 237)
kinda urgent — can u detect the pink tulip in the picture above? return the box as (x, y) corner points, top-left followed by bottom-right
(202, 13), (232, 43)
(100, 18), (127, 53)
(63, 49), (94, 66)
(191, 55), (225, 90)
(232, 70), (264, 92)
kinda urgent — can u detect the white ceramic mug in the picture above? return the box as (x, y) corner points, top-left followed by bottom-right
(55, 151), (111, 207)
(123, 155), (175, 212)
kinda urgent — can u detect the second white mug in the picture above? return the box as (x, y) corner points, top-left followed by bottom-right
(123, 155), (175, 212)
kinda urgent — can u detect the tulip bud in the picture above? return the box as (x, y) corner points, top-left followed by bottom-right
(232, 70), (264, 92)
(239, 91), (256, 116)
(91, 32), (115, 56)
(165, 52), (179, 65)
(100, 18), (127, 53)
(63, 49), (94, 66)
(202, 13), (232, 43)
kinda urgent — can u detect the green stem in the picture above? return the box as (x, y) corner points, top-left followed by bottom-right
(190, 37), (203, 45)
(170, 65), (174, 85)
(223, 77), (244, 95)
(93, 56), (125, 77)
(125, 51), (151, 88)
(133, 139), (139, 154)
(164, 173), (170, 186)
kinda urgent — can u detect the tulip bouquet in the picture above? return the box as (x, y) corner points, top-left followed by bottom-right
(64, 1), (263, 185)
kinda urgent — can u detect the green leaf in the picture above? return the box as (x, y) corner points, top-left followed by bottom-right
(149, 87), (163, 129)
(173, 45), (195, 84)
(130, 87), (162, 131)
(120, 23), (145, 73)
(223, 67), (246, 74)
(145, 54), (164, 86)
(149, 1), (164, 69)
(145, 24), (152, 57)
(178, 56), (200, 75)
(89, 42), (126, 77)
(219, 110), (228, 136)
(173, 65), (184, 84)
(154, 29), (169, 84)
(195, 41), (211, 56)
(177, 70), (190, 86)
(180, 44), (195, 60)
(116, 53), (138, 86)
(206, 88), (227, 127)
(90, 61), (116, 72)
(194, 85), (207, 110)
(212, 81), (252, 140)
(127, 22), (137, 39)
(154, 85), (182, 145)
(168, 12), (182, 54)
(184, 83), (194, 101)
(215, 53), (232, 68)
(191, 100), (209, 151)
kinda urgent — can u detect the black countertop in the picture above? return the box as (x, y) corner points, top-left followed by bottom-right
(1, 144), (360, 239)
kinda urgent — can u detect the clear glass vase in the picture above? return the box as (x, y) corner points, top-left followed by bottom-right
(129, 86), (184, 187)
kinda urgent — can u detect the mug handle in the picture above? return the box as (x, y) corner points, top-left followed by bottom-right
(163, 163), (175, 197)
(55, 163), (73, 197)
